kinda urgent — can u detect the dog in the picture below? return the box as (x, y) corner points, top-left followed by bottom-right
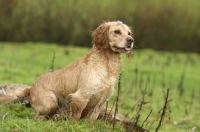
(0, 21), (134, 122)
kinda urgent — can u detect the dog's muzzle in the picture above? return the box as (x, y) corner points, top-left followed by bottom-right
(126, 37), (134, 49)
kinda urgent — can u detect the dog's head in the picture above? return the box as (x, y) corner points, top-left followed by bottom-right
(92, 21), (134, 58)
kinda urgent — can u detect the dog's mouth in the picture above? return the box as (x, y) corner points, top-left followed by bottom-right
(113, 45), (132, 53)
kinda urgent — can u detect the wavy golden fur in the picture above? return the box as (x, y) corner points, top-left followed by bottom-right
(0, 21), (134, 122)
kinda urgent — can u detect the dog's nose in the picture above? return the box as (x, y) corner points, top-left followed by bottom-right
(127, 37), (134, 45)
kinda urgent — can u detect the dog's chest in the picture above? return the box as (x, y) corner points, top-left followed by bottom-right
(86, 85), (114, 108)
(79, 54), (120, 108)
(85, 67), (117, 108)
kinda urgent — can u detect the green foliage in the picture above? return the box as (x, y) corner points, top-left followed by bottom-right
(0, 0), (200, 52)
(0, 42), (200, 131)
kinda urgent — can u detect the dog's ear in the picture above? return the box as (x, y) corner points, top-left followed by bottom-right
(92, 23), (110, 50)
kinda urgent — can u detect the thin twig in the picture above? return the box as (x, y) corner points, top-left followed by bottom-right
(135, 65), (138, 89)
(127, 83), (148, 131)
(127, 114), (140, 132)
(149, 74), (156, 97)
(141, 109), (152, 127)
(155, 88), (170, 132)
(189, 89), (195, 111)
(113, 73), (122, 129)
(148, 119), (155, 130)
(137, 83), (148, 116)
(49, 52), (55, 72)
(109, 99), (116, 118)
(103, 101), (108, 122)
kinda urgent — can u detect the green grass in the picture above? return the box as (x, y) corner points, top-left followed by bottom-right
(0, 42), (200, 131)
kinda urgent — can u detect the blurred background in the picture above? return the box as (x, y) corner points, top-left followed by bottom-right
(0, 0), (200, 53)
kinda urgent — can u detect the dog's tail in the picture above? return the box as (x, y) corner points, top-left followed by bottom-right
(0, 88), (30, 104)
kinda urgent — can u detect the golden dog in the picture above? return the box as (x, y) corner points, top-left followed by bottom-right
(0, 21), (134, 122)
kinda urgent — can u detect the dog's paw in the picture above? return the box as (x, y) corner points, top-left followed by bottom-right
(52, 114), (63, 121)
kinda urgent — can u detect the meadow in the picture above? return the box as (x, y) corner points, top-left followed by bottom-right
(0, 42), (200, 131)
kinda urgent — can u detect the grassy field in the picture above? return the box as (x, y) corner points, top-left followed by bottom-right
(0, 42), (200, 131)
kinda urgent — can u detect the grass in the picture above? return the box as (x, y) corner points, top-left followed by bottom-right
(0, 42), (200, 131)
(0, 103), (123, 132)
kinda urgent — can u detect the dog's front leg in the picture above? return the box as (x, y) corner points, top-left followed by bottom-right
(65, 93), (88, 122)
(87, 99), (106, 122)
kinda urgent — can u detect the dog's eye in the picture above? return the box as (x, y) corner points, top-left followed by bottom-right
(128, 32), (131, 35)
(114, 30), (121, 34)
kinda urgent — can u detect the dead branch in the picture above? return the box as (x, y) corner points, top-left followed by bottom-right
(161, 66), (165, 89)
(148, 119), (155, 130)
(49, 52), (55, 72)
(139, 72), (144, 89)
(148, 74), (156, 97)
(142, 109), (152, 128)
(103, 101), (108, 122)
(126, 114), (140, 132)
(126, 83), (149, 131)
(155, 87), (171, 132)
(135, 65), (138, 88)
(189, 89), (195, 111)
(113, 73), (122, 129)
(178, 73), (184, 99)
(138, 83), (148, 117)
